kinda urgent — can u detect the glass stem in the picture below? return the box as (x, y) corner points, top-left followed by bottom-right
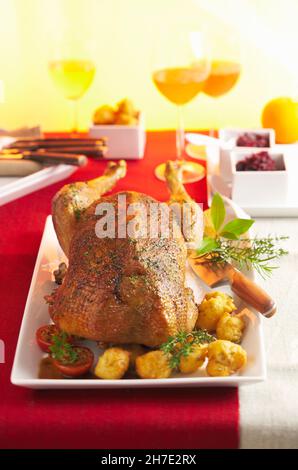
(176, 105), (184, 160)
(72, 99), (79, 135)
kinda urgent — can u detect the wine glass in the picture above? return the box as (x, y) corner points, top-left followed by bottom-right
(0, 80), (4, 104)
(49, 41), (95, 135)
(203, 29), (241, 138)
(152, 28), (211, 183)
(204, 29), (241, 99)
(186, 30), (242, 160)
(185, 29), (241, 160)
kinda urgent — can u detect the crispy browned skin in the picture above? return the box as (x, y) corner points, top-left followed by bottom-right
(52, 160), (127, 256)
(165, 161), (193, 205)
(50, 191), (198, 347)
(165, 160), (203, 248)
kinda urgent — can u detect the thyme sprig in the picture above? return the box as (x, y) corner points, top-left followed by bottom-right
(161, 330), (215, 370)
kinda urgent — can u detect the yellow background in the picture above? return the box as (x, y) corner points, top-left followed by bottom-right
(0, 0), (297, 132)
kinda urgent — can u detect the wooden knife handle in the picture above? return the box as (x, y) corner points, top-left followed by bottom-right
(23, 151), (87, 167)
(227, 267), (276, 317)
(11, 138), (106, 146)
(45, 147), (106, 158)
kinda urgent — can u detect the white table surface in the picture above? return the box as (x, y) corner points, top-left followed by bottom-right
(240, 217), (298, 449)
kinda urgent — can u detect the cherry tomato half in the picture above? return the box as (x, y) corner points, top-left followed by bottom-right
(36, 325), (74, 353)
(52, 346), (94, 378)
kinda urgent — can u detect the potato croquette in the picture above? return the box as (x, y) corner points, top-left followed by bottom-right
(206, 340), (247, 377)
(136, 350), (172, 379)
(94, 347), (130, 379)
(196, 291), (236, 332)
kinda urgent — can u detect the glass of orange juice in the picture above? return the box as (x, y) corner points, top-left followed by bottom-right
(152, 28), (210, 183)
(49, 42), (95, 134)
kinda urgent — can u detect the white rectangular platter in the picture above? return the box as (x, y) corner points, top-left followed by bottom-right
(0, 165), (77, 207)
(11, 216), (266, 389)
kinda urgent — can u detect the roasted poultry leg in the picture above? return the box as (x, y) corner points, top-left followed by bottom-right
(52, 160), (127, 256)
(165, 160), (203, 249)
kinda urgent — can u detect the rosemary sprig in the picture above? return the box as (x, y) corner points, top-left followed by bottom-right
(198, 236), (288, 279)
(198, 193), (288, 278)
(49, 332), (78, 364)
(160, 330), (215, 370)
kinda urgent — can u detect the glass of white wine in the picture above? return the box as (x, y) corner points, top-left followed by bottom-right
(49, 42), (95, 134)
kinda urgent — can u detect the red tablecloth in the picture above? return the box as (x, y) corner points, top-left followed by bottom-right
(0, 131), (238, 449)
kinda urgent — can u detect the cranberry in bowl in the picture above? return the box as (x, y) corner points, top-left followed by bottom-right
(236, 132), (270, 148)
(219, 128), (275, 149)
(236, 151), (283, 172)
(230, 149), (288, 207)
(218, 128), (275, 183)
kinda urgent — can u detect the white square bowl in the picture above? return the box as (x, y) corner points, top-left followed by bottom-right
(219, 128), (275, 183)
(231, 149), (288, 207)
(89, 113), (146, 160)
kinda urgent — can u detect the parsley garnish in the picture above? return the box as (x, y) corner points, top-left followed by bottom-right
(49, 332), (78, 364)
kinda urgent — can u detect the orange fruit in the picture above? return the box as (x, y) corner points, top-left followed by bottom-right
(262, 97), (298, 144)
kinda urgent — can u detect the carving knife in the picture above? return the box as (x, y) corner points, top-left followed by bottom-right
(188, 254), (277, 318)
